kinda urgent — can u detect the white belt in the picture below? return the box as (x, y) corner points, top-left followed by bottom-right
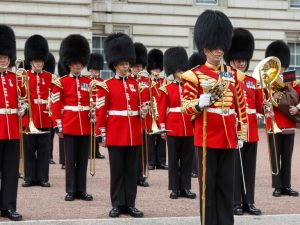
(169, 107), (182, 113)
(108, 110), (139, 116)
(0, 108), (18, 114)
(207, 108), (235, 116)
(34, 99), (48, 104)
(246, 108), (256, 114)
(64, 105), (90, 111)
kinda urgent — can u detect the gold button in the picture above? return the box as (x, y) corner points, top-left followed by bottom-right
(5, 108), (11, 114)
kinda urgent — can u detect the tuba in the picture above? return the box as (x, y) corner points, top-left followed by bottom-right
(252, 56), (281, 175)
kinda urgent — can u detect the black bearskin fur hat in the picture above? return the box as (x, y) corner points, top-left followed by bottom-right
(147, 49), (163, 73)
(104, 32), (135, 71)
(164, 47), (188, 76)
(133, 42), (147, 67)
(0, 25), (16, 65)
(87, 53), (104, 71)
(224, 28), (254, 65)
(59, 34), (90, 68)
(57, 59), (69, 77)
(44, 52), (56, 74)
(188, 51), (206, 69)
(265, 40), (290, 69)
(194, 10), (233, 54)
(24, 35), (49, 64)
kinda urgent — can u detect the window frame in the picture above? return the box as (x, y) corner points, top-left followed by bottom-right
(290, 0), (300, 8)
(288, 42), (300, 79)
(195, 0), (218, 5)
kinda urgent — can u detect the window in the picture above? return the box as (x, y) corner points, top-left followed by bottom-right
(288, 42), (300, 79)
(290, 0), (300, 8)
(92, 36), (113, 79)
(195, 0), (217, 4)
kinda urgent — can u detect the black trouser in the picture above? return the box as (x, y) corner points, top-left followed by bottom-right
(23, 129), (50, 183)
(50, 128), (55, 159)
(192, 151), (198, 175)
(137, 131), (148, 182)
(148, 134), (166, 166)
(59, 137), (65, 165)
(64, 134), (89, 194)
(0, 140), (20, 211)
(234, 142), (257, 205)
(108, 146), (139, 207)
(268, 133), (295, 189)
(196, 147), (235, 225)
(167, 136), (194, 190)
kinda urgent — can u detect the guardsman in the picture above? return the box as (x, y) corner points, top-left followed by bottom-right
(22, 35), (55, 188)
(224, 28), (262, 215)
(0, 24), (25, 221)
(265, 40), (300, 197)
(147, 49), (168, 170)
(159, 47), (196, 199)
(51, 34), (93, 201)
(131, 42), (150, 187)
(87, 53), (105, 159)
(95, 33), (146, 218)
(181, 10), (248, 225)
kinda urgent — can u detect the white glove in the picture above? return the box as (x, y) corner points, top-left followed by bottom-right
(140, 103), (149, 119)
(198, 93), (211, 108)
(89, 108), (96, 123)
(55, 119), (63, 133)
(238, 140), (244, 149)
(18, 100), (28, 117)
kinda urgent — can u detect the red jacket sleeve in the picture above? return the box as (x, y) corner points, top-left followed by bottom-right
(95, 84), (109, 137)
(50, 82), (63, 128)
(158, 88), (168, 126)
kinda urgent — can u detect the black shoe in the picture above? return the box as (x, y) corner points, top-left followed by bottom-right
(65, 193), (75, 201)
(61, 164), (66, 169)
(156, 164), (168, 170)
(1, 210), (22, 221)
(273, 188), (282, 197)
(137, 180), (149, 187)
(39, 181), (51, 187)
(170, 190), (179, 199)
(282, 187), (299, 197)
(96, 153), (105, 159)
(243, 204), (261, 215)
(233, 205), (243, 215)
(109, 207), (120, 217)
(191, 172), (198, 178)
(148, 165), (155, 170)
(49, 158), (56, 164)
(127, 207), (144, 218)
(76, 192), (93, 201)
(180, 189), (196, 199)
(22, 181), (35, 187)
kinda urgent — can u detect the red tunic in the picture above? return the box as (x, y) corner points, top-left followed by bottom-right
(0, 71), (20, 140)
(181, 63), (248, 149)
(95, 75), (143, 146)
(158, 81), (194, 137)
(51, 74), (92, 135)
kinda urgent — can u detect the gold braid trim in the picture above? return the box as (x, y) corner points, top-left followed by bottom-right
(181, 70), (199, 86)
(51, 74), (62, 89)
(159, 85), (168, 95)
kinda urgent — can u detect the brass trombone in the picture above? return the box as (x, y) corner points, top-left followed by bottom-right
(252, 56), (281, 175)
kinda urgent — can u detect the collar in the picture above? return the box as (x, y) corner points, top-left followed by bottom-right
(173, 80), (182, 85)
(205, 61), (221, 71)
(69, 73), (81, 78)
(115, 74), (128, 81)
(0, 70), (8, 76)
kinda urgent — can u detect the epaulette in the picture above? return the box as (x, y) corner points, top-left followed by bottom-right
(181, 70), (199, 86)
(159, 85), (168, 95)
(98, 81), (109, 92)
(236, 69), (246, 82)
(150, 80), (157, 88)
(189, 65), (201, 71)
(51, 74), (62, 89)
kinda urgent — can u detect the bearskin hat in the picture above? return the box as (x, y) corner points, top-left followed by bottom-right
(265, 40), (290, 68)
(44, 52), (56, 74)
(194, 10), (233, 54)
(188, 51), (206, 69)
(87, 53), (104, 71)
(224, 28), (254, 65)
(58, 59), (69, 77)
(104, 32), (135, 71)
(59, 34), (90, 68)
(164, 47), (188, 76)
(147, 49), (163, 73)
(0, 25), (16, 64)
(133, 42), (147, 67)
(24, 35), (49, 64)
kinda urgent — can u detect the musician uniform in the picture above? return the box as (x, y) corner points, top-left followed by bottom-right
(0, 25), (23, 221)
(159, 47), (196, 199)
(147, 49), (168, 170)
(182, 10), (248, 225)
(51, 34), (93, 201)
(265, 40), (300, 197)
(95, 33), (144, 218)
(22, 35), (54, 188)
(224, 28), (263, 215)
